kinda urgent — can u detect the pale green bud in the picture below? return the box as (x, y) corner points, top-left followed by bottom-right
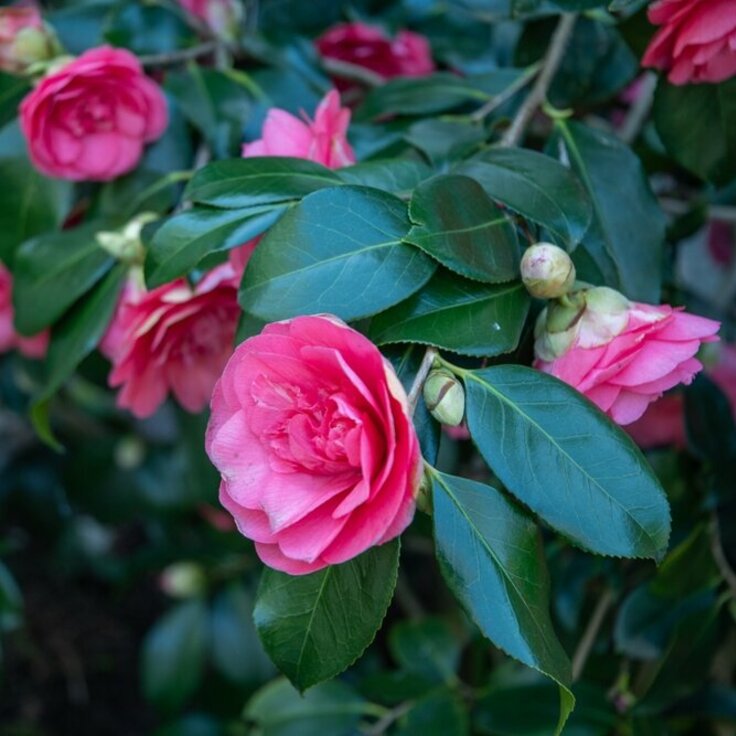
(521, 242), (576, 299)
(160, 562), (207, 599)
(423, 370), (465, 427)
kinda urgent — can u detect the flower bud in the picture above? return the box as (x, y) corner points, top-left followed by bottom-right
(96, 212), (158, 265)
(521, 243), (576, 299)
(160, 562), (207, 599)
(423, 369), (465, 427)
(0, 5), (62, 74)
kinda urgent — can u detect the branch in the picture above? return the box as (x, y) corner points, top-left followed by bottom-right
(500, 13), (577, 148)
(321, 56), (385, 87)
(470, 62), (541, 122)
(659, 197), (736, 225)
(139, 40), (219, 68)
(618, 71), (657, 144)
(572, 588), (614, 681)
(407, 347), (438, 416)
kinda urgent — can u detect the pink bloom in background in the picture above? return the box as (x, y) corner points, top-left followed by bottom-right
(0, 263), (48, 359)
(0, 1), (55, 73)
(628, 344), (736, 448)
(206, 315), (422, 575)
(20, 46), (168, 181)
(101, 263), (241, 419)
(535, 290), (720, 426)
(315, 22), (435, 84)
(642, 0), (736, 85)
(177, 0), (242, 41)
(242, 90), (355, 169)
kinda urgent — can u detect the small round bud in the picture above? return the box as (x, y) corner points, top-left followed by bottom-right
(521, 243), (576, 299)
(423, 370), (465, 427)
(160, 562), (207, 599)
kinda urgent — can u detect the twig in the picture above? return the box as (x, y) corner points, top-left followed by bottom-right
(364, 702), (413, 736)
(321, 56), (385, 87)
(395, 573), (426, 619)
(710, 513), (736, 599)
(407, 347), (438, 415)
(500, 13), (577, 148)
(619, 71), (657, 144)
(470, 62), (541, 122)
(659, 197), (736, 225)
(139, 40), (219, 68)
(572, 588), (615, 681)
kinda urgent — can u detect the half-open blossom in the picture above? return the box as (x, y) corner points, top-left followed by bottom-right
(0, 263), (48, 358)
(241, 90), (355, 169)
(101, 264), (241, 418)
(534, 286), (720, 425)
(205, 315), (422, 575)
(315, 22), (435, 83)
(20, 46), (168, 181)
(177, 0), (243, 42)
(0, 1), (59, 74)
(642, 0), (736, 85)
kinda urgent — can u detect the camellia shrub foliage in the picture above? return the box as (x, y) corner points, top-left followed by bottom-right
(1, 0), (736, 734)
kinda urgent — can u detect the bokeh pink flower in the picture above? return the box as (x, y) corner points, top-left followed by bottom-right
(205, 315), (422, 575)
(642, 0), (736, 85)
(241, 89), (355, 169)
(101, 263), (241, 418)
(0, 263), (48, 359)
(20, 46), (168, 181)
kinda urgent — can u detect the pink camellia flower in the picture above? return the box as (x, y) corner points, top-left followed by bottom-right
(241, 90), (355, 169)
(628, 344), (736, 448)
(0, 263), (48, 358)
(534, 286), (720, 425)
(101, 263), (241, 419)
(20, 46), (168, 181)
(315, 22), (435, 83)
(0, 1), (59, 74)
(642, 0), (736, 85)
(205, 315), (422, 575)
(177, 0), (243, 41)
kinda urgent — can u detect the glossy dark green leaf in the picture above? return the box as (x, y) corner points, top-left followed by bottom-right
(338, 159), (433, 193)
(405, 175), (519, 282)
(141, 600), (208, 711)
(0, 73), (29, 129)
(553, 120), (665, 302)
(0, 150), (73, 265)
(388, 618), (461, 685)
(370, 272), (529, 357)
(654, 78), (736, 186)
(245, 678), (372, 736)
(431, 471), (573, 734)
(397, 689), (469, 736)
(456, 149), (592, 248)
(210, 585), (275, 685)
(405, 119), (485, 167)
(462, 365), (671, 559)
(253, 540), (399, 690)
(13, 222), (114, 335)
(186, 157), (343, 209)
(146, 206), (281, 287)
(240, 186), (435, 322)
(39, 264), (127, 400)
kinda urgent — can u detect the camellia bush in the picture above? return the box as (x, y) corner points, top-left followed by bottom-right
(1, 0), (735, 734)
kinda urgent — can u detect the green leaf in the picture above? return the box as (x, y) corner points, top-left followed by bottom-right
(0, 151), (73, 265)
(141, 600), (208, 711)
(210, 585), (275, 685)
(456, 148), (592, 248)
(0, 73), (29, 129)
(186, 157), (343, 209)
(405, 120), (485, 168)
(553, 120), (665, 302)
(338, 159), (434, 193)
(245, 678), (373, 736)
(146, 206), (281, 287)
(39, 264), (127, 400)
(388, 618), (460, 686)
(240, 186), (436, 323)
(253, 540), (399, 691)
(431, 471), (573, 734)
(29, 398), (63, 454)
(370, 272), (529, 357)
(13, 221), (114, 335)
(398, 689), (469, 736)
(405, 175), (519, 283)
(653, 78), (736, 186)
(462, 365), (671, 559)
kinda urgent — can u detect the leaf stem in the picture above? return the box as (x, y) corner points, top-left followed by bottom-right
(571, 588), (614, 681)
(500, 13), (577, 148)
(407, 346), (438, 416)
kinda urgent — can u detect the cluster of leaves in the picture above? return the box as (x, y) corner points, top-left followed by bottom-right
(1, 0), (735, 734)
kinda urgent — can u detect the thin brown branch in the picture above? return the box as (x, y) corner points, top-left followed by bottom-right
(470, 62), (541, 122)
(618, 71), (657, 144)
(139, 40), (219, 68)
(500, 13), (577, 148)
(572, 588), (615, 681)
(407, 347), (438, 416)
(659, 197), (736, 224)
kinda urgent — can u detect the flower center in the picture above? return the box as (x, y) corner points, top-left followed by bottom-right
(68, 93), (114, 135)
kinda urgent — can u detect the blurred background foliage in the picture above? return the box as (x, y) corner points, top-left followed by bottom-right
(1, 0), (735, 734)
